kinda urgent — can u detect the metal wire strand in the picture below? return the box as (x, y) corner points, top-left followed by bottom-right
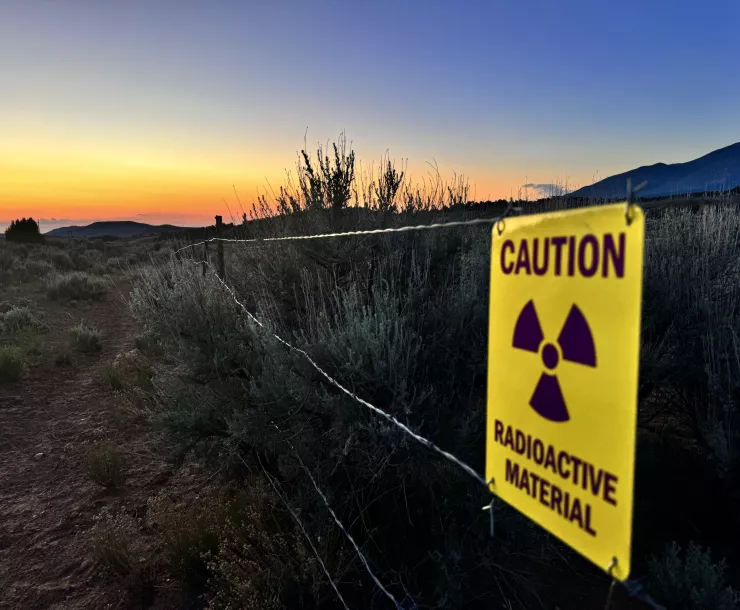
(174, 204), (513, 254)
(293, 448), (402, 609)
(201, 262), (489, 490)
(262, 414), (407, 609)
(251, 453), (352, 610)
(176, 258), (668, 610)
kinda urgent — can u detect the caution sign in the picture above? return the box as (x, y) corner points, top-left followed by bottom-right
(486, 203), (644, 581)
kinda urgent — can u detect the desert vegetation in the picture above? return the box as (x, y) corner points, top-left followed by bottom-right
(3, 138), (740, 609)
(90, 137), (738, 608)
(0, 233), (158, 379)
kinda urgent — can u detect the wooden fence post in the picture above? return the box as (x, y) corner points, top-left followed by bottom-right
(202, 239), (208, 277)
(215, 215), (225, 280)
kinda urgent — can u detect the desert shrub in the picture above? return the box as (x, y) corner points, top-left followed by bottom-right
(147, 487), (231, 586)
(0, 249), (17, 274)
(71, 250), (93, 271)
(89, 508), (137, 577)
(90, 255), (125, 276)
(106, 256), (124, 272)
(0, 346), (24, 383)
(10, 243), (29, 260)
(129, 232), (550, 608)
(50, 251), (75, 271)
(85, 440), (125, 489)
(1, 306), (46, 334)
(20, 259), (54, 277)
(647, 541), (739, 610)
(71, 323), (103, 353)
(47, 272), (107, 301)
(205, 478), (334, 610)
(102, 362), (126, 391)
(641, 204), (740, 476)
(134, 332), (165, 359)
(0, 297), (32, 312)
(103, 350), (153, 392)
(105, 242), (125, 258)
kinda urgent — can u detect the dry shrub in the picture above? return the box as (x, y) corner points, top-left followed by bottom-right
(71, 323), (103, 354)
(0, 346), (24, 383)
(103, 349), (154, 392)
(1, 306), (46, 334)
(205, 477), (329, 610)
(90, 507), (138, 578)
(47, 271), (107, 301)
(147, 487), (230, 587)
(89, 507), (156, 605)
(85, 440), (126, 489)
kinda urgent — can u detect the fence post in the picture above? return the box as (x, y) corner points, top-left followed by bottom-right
(215, 215), (225, 280)
(202, 239), (208, 277)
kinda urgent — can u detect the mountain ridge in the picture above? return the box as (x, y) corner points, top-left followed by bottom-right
(568, 142), (740, 199)
(46, 221), (185, 238)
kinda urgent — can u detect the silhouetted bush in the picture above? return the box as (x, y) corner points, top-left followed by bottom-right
(4, 218), (43, 244)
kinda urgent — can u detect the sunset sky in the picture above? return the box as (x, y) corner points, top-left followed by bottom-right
(1, 0), (739, 232)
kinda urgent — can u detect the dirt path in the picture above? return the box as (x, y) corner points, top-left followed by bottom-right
(0, 281), (177, 609)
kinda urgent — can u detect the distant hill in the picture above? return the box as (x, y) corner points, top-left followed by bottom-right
(569, 142), (740, 200)
(46, 221), (185, 238)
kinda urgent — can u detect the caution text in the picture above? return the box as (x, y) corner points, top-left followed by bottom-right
(500, 232), (626, 278)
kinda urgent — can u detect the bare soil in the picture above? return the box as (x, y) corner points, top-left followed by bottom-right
(0, 279), (204, 610)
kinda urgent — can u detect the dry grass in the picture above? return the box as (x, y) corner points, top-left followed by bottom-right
(47, 272), (108, 301)
(71, 323), (103, 354)
(85, 440), (126, 489)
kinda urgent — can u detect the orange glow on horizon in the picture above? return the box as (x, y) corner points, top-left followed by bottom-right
(1, 134), (522, 228)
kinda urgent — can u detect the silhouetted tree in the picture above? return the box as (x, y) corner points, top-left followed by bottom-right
(4, 218), (44, 243)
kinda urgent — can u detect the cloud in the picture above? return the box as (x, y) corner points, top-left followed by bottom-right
(40, 218), (79, 224)
(521, 183), (575, 198)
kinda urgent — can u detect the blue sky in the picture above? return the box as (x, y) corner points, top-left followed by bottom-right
(1, 0), (738, 229)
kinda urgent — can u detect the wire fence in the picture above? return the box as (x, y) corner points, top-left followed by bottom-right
(159, 203), (670, 609)
(172, 208), (516, 255)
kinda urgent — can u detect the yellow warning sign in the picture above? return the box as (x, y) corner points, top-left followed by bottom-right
(486, 203), (644, 582)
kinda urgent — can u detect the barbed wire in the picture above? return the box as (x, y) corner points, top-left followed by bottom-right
(178, 256), (664, 610)
(258, 413), (407, 607)
(173, 204), (514, 254)
(201, 261), (490, 490)
(269, 425), (406, 610)
(290, 448), (404, 609)
(173, 197), (723, 255)
(249, 452), (352, 610)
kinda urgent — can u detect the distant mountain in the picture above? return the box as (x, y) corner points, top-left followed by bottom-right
(569, 142), (740, 200)
(46, 221), (185, 238)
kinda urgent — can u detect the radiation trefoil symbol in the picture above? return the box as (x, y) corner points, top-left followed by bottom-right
(512, 300), (596, 423)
